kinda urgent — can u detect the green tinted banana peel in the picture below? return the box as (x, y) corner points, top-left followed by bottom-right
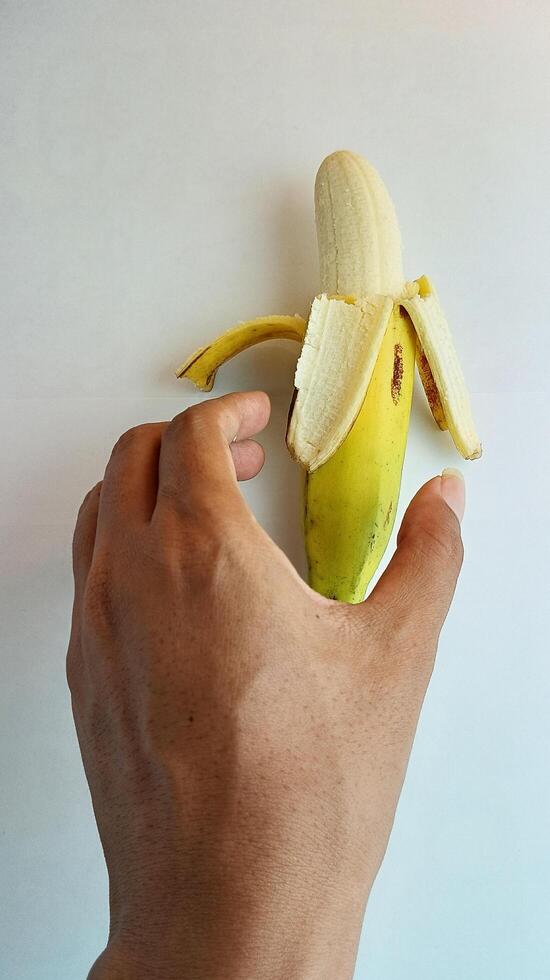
(176, 151), (481, 602)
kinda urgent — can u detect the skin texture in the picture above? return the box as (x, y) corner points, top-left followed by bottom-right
(67, 391), (465, 980)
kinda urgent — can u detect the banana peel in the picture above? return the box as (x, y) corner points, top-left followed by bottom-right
(175, 315), (307, 391)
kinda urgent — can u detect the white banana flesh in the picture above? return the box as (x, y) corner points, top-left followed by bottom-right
(315, 151), (404, 295)
(287, 292), (394, 471)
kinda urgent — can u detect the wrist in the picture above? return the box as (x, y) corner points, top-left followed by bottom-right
(90, 866), (369, 980)
(90, 762), (381, 980)
(91, 931), (362, 980)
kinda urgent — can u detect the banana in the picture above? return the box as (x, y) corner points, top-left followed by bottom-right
(176, 150), (481, 602)
(296, 151), (415, 598)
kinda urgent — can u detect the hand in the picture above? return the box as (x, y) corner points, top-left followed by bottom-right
(68, 391), (464, 980)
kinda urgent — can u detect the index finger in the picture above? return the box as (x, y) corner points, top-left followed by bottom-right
(154, 391), (271, 521)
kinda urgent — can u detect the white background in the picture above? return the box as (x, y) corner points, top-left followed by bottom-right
(2, 1), (550, 977)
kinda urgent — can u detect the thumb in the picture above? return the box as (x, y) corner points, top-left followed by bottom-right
(367, 469), (465, 641)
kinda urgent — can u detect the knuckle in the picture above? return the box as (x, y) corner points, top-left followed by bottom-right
(184, 519), (251, 591)
(410, 511), (463, 569)
(111, 424), (145, 454)
(186, 513), (242, 561)
(147, 514), (238, 570)
(168, 403), (212, 446)
(196, 495), (240, 533)
(112, 427), (136, 455)
(77, 481), (102, 516)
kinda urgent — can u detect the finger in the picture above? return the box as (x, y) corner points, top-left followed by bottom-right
(155, 391), (271, 520)
(230, 439), (265, 481)
(364, 469), (465, 641)
(97, 422), (167, 538)
(72, 481), (102, 594)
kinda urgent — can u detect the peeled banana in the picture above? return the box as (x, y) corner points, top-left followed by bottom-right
(176, 150), (481, 602)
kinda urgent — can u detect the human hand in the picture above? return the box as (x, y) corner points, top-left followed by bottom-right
(68, 391), (464, 980)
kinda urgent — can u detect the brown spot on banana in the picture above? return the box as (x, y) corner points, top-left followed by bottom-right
(391, 343), (404, 405)
(415, 338), (448, 430)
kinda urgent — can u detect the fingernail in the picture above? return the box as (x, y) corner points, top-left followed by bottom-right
(440, 467), (465, 523)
